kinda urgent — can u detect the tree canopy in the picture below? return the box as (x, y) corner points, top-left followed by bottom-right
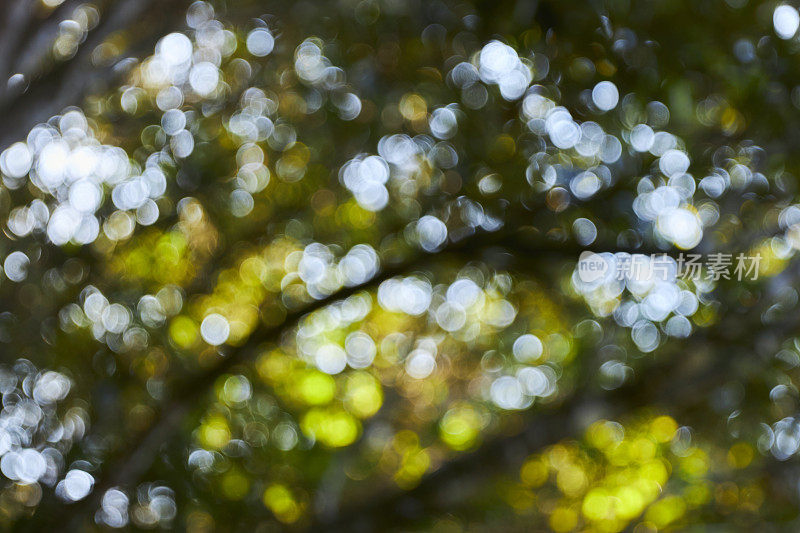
(2, 0), (800, 530)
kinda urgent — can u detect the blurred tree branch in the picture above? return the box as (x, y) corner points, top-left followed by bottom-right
(47, 220), (789, 529)
(0, 0), (190, 151)
(36, 225), (656, 529)
(310, 300), (800, 531)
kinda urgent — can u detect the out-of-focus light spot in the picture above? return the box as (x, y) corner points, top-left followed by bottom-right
(334, 92), (362, 120)
(772, 417), (800, 460)
(4, 251), (30, 282)
(513, 334), (544, 363)
(161, 109), (186, 135)
(591, 81), (619, 111)
(171, 129), (195, 158)
(37, 140), (70, 189)
(298, 244), (331, 284)
(430, 107), (458, 139)
(573, 217), (597, 245)
(298, 371), (335, 405)
(774, 5), (800, 39)
(406, 348), (436, 378)
(56, 470), (94, 502)
(600, 135), (622, 163)
(340, 154), (390, 211)
(246, 28), (275, 57)
(446, 278), (482, 308)
(478, 40), (531, 100)
(353, 182), (387, 211)
(659, 149), (690, 177)
(189, 62), (220, 96)
(230, 189), (254, 217)
(344, 331), (376, 368)
(657, 207), (702, 249)
(339, 244), (379, 286)
(7, 73), (25, 94)
(156, 85), (184, 110)
(491, 376), (526, 409)
(157, 33), (193, 66)
(186, 1), (214, 29)
(1, 449), (47, 483)
(137, 200), (160, 225)
(301, 408), (359, 447)
(199, 415), (230, 449)
(570, 171), (601, 200)
(416, 215), (448, 251)
(33, 371), (71, 403)
(96, 489), (129, 528)
(668, 173), (696, 199)
(102, 303), (131, 334)
(630, 124), (654, 152)
(546, 108), (580, 149)
(378, 277), (432, 315)
(632, 320), (660, 352)
(484, 299), (517, 328)
(200, 313), (230, 345)
(263, 484), (302, 524)
(69, 180), (102, 213)
(665, 315), (692, 338)
(315, 344), (347, 374)
(435, 302), (467, 331)
(272, 422), (298, 451)
(344, 372), (383, 418)
(439, 405), (482, 450)
(221, 375), (252, 404)
(517, 366), (554, 397)
(0, 142), (33, 178)
(733, 38), (756, 63)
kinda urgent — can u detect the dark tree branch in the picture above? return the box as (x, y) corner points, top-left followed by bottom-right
(0, 0), (36, 86)
(0, 0), (89, 90)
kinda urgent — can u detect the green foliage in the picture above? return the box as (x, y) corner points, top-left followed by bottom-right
(2, 0), (800, 531)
